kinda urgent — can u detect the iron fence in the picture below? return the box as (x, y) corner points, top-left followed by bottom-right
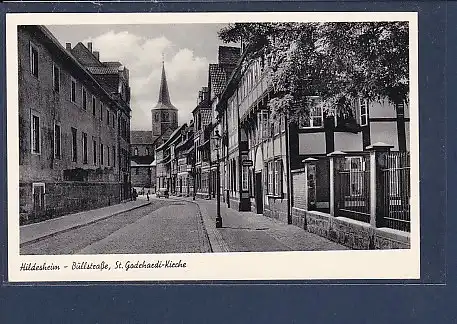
(335, 154), (371, 223)
(380, 151), (411, 232)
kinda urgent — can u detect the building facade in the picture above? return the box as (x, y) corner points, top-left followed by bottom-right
(215, 44), (410, 232)
(18, 25), (131, 223)
(130, 131), (156, 189)
(192, 87), (212, 199)
(155, 123), (188, 193)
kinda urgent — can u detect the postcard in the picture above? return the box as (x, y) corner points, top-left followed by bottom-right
(6, 12), (419, 282)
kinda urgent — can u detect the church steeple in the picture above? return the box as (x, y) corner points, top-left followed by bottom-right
(151, 58), (178, 137)
(154, 60), (177, 110)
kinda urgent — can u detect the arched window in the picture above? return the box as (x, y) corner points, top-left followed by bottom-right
(162, 111), (169, 122)
(154, 112), (159, 122)
(134, 147), (138, 156)
(146, 147), (150, 156)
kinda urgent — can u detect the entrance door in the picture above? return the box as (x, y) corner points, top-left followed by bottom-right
(255, 172), (263, 214)
(32, 183), (45, 216)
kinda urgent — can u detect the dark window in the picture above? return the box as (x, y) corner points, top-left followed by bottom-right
(92, 96), (96, 116)
(32, 114), (40, 154)
(112, 146), (116, 167)
(106, 109), (109, 125)
(100, 103), (103, 121)
(135, 167), (139, 175)
(82, 88), (87, 110)
(112, 112), (115, 128)
(30, 44), (38, 78)
(71, 127), (77, 162)
(53, 64), (60, 92)
(71, 79), (76, 102)
(82, 132), (88, 164)
(107, 146), (110, 166)
(155, 112), (159, 121)
(100, 143), (104, 165)
(54, 124), (61, 159)
(93, 139), (97, 165)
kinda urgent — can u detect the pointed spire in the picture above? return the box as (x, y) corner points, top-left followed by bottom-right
(154, 58), (177, 110)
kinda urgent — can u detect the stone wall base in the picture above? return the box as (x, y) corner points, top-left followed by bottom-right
(264, 197), (289, 224)
(20, 181), (122, 225)
(292, 207), (410, 250)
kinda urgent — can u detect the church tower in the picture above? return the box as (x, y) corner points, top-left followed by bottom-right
(152, 60), (178, 137)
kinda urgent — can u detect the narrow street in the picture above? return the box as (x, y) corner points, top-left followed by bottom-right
(21, 196), (346, 255)
(21, 198), (210, 255)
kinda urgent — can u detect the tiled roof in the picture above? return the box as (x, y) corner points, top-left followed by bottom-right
(209, 64), (227, 96)
(104, 61), (122, 67)
(130, 131), (156, 144)
(86, 65), (120, 74)
(218, 46), (241, 66)
(131, 155), (155, 165)
(201, 108), (212, 126)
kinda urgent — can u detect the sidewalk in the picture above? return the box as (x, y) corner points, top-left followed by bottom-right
(178, 196), (347, 252)
(20, 200), (150, 245)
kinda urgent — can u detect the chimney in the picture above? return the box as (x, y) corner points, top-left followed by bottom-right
(93, 51), (100, 60)
(65, 42), (71, 50)
(87, 42), (93, 52)
(202, 87), (209, 102)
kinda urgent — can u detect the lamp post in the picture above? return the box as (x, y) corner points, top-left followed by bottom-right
(212, 129), (222, 228)
(192, 155), (196, 201)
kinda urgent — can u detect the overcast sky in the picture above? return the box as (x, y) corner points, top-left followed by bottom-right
(46, 24), (237, 130)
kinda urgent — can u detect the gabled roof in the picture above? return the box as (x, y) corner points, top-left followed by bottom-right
(131, 155), (155, 165)
(201, 109), (212, 127)
(209, 64), (227, 97)
(130, 131), (155, 144)
(218, 46), (241, 66)
(29, 26), (122, 112)
(86, 65), (121, 75)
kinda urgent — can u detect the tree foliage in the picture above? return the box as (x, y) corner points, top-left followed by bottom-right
(218, 22), (409, 121)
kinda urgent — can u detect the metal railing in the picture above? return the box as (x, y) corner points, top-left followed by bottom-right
(334, 154), (371, 223)
(380, 151), (411, 232)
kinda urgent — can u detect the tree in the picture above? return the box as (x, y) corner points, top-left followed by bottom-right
(218, 22), (409, 122)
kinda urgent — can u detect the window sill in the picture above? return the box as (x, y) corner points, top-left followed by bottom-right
(267, 194), (284, 199)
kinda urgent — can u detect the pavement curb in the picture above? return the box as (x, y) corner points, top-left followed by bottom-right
(20, 202), (151, 247)
(182, 198), (229, 253)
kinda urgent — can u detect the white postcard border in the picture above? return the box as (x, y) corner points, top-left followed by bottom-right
(7, 12), (420, 282)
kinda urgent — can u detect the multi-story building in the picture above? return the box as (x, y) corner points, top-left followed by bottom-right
(216, 44), (410, 228)
(130, 131), (156, 189)
(207, 46), (240, 202)
(155, 123), (188, 193)
(69, 39), (132, 202)
(18, 25), (131, 223)
(192, 87), (211, 199)
(175, 121), (194, 197)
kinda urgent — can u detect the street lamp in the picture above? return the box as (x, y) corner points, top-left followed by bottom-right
(212, 129), (222, 228)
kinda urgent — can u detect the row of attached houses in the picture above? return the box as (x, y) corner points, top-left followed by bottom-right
(18, 25), (131, 224)
(155, 43), (411, 249)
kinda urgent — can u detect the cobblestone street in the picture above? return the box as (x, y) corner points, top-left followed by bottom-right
(21, 195), (346, 255)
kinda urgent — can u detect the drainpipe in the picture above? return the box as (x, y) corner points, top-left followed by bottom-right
(285, 114), (292, 224)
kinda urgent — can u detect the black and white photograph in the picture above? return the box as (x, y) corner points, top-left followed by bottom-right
(7, 12), (419, 281)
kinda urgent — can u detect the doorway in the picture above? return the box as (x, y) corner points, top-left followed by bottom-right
(255, 172), (263, 214)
